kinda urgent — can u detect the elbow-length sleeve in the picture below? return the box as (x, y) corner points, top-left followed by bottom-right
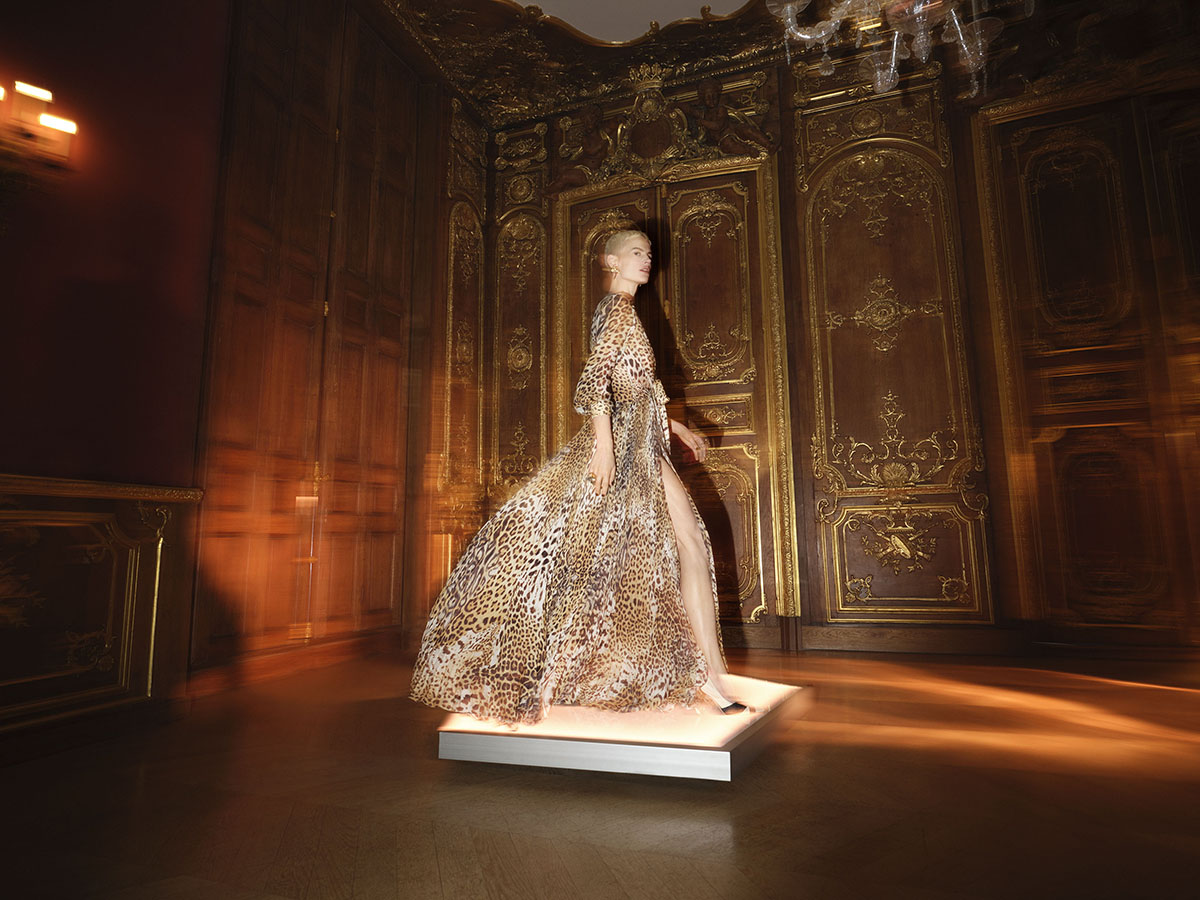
(573, 295), (635, 416)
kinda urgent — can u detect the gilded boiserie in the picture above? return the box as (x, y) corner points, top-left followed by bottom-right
(800, 67), (991, 624)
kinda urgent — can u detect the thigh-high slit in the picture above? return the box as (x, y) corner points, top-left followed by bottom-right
(659, 457), (727, 680)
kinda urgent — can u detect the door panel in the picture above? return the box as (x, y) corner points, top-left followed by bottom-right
(193, 0), (342, 665)
(315, 10), (419, 639)
(554, 167), (798, 636)
(194, 0), (422, 664)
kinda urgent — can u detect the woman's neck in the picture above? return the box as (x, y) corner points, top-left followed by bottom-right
(608, 277), (639, 297)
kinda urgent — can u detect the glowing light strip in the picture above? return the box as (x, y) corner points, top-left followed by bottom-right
(15, 81), (52, 102)
(39, 113), (77, 134)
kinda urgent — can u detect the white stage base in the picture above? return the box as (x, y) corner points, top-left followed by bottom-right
(437, 675), (811, 781)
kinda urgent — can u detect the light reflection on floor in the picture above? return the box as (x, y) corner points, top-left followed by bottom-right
(3, 652), (1199, 899)
(746, 655), (1200, 781)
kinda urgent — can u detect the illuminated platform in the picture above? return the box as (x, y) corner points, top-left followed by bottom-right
(437, 675), (812, 781)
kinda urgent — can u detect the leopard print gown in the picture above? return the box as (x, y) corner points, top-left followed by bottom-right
(410, 292), (722, 725)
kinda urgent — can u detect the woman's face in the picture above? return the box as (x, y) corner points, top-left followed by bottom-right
(607, 236), (652, 286)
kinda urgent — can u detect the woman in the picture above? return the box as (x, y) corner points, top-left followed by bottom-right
(410, 230), (744, 725)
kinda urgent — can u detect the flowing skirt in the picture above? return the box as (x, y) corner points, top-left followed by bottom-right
(410, 394), (716, 725)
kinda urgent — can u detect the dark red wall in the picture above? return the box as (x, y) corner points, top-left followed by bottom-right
(0, 1), (231, 486)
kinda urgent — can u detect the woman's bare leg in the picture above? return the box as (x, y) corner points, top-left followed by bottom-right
(660, 458), (728, 684)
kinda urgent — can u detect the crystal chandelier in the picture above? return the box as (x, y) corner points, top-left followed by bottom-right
(768, 0), (1007, 97)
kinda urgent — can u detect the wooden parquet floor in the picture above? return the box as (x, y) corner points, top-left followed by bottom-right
(2, 650), (1199, 900)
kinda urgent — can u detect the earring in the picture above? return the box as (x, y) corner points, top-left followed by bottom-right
(604, 264), (620, 274)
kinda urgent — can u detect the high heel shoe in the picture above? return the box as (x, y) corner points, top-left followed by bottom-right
(700, 679), (749, 715)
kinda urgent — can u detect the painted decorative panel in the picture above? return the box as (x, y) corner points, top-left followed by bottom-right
(0, 477), (200, 733)
(493, 211), (548, 496)
(806, 142), (991, 624)
(975, 85), (1200, 638)
(443, 201), (484, 489)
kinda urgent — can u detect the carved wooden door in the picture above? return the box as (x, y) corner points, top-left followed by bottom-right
(194, 0), (421, 663)
(310, 13), (419, 641)
(977, 93), (1200, 639)
(554, 167), (799, 644)
(194, 0), (343, 664)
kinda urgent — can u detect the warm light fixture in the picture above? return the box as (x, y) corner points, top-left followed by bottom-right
(14, 81), (53, 102)
(38, 113), (76, 134)
(2, 77), (78, 168)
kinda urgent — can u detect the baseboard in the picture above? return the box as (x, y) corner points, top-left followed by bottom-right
(186, 628), (405, 698)
(721, 622), (782, 649)
(0, 696), (178, 766)
(794, 623), (1029, 655)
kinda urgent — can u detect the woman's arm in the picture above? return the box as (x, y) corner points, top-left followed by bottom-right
(588, 413), (616, 496)
(574, 297), (634, 496)
(670, 418), (708, 463)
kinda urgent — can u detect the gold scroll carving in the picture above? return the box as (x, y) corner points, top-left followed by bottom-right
(825, 275), (943, 352)
(793, 65), (950, 191)
(442, 201), (484, 490)
(448, 99), (487, 214)
(816, 149), (935, 240)
(494, 211), (548, 492)
(670, 184), (755, 385)
(807, 142), (991, 623)
(496, 123), (549, 217)
(681, 444), (766, 623)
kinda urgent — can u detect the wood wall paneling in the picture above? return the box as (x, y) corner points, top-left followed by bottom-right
(493, 120), (551, 503)
(195, 0), (342, 666)
(0, 477), (201, 733)
(315, 10), (420, 640)
(976, 86), (1200, 640)
(194, 0), (438, 666)
(423, 96), (489, 601)
(799, 68), (992, 628)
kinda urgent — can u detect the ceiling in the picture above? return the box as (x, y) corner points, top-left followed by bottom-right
(384, 0), (781, 127)
(529, 0), (752, 44)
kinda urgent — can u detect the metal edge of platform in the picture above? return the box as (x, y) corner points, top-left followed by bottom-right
(438, 730), (734, 780)
(436, 684), (810, 781)
(726, 684), (810, 776)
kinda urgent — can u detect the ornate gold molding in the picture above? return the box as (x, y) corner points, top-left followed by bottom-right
(497, 421), (537, 485)
(807, 139), (991, 623)
(825, 275), (943, 352)
(816, 149), (935, 239)
(494, 211), (548, 474)
(670, 183), (755, 384)
(814, 391), (961, 517)
(793, 67), (950, 191)
(0, 475), (201, 503)
(498, 212), (543, 294)
(846, 505), (955, 575)
(442, 201), (485, 490)
(386, 1), (783, 128)
(448, 99), (487, 213)
(506, 326), (534, 391)
(689, 446), (761, 613)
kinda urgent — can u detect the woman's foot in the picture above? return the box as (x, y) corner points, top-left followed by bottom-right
(700, 678), (749, 714)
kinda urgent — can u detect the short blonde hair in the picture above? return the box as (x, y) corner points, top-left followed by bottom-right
(602, 229), (650, 258)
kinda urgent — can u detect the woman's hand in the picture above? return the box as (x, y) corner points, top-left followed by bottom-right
(587, 444), (616, 496)
(670, 419), (708, 463)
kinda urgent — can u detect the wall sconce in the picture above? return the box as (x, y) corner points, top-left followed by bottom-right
(1, 79), (78, 170)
